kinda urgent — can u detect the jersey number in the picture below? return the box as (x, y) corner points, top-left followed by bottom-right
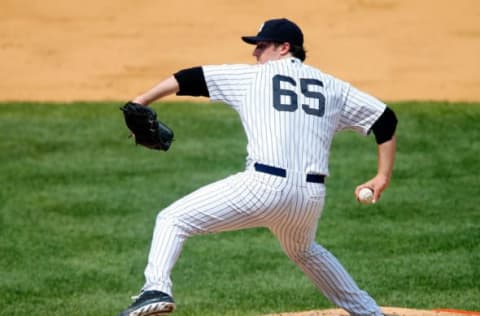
(272, 75), (325, 117)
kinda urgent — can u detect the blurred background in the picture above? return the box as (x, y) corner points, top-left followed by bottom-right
(1, 0), (479, 102)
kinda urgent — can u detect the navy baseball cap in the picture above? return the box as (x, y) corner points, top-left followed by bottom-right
(241, 18), (304, 46)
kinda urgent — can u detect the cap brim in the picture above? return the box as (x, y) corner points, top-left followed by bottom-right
(241, 36), (264, 44)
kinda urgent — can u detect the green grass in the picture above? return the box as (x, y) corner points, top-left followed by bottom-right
(0, 101), (479, 316)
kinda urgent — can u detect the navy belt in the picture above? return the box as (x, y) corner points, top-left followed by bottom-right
(254, 163), (325, 184)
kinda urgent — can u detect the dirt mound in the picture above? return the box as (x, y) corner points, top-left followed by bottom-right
(265, 307), (480, 316)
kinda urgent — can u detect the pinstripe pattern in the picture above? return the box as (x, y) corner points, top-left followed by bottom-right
(204, 58), (386, 176)
(142, 58), (386, 316)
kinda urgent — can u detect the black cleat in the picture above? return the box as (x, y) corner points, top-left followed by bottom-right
(118, 291), (176, 316)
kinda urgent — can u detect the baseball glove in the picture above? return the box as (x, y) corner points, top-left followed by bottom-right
(120, 101), (174, 151)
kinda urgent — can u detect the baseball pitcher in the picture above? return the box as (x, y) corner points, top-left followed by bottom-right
(119, 18), (397, 316)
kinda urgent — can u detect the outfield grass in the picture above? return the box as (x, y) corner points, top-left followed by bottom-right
(0, 101), (479, 316)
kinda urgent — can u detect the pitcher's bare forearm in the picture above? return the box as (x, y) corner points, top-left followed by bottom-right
(355, 134), (396, 202)
(132, 76), (180, 106)
(377, 134), (396, 185)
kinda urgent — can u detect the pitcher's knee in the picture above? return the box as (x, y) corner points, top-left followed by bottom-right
(284, 242), (328, 264)
(155, 212), (198, 237)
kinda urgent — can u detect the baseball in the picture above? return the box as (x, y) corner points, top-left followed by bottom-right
(358, 187), (374, 204)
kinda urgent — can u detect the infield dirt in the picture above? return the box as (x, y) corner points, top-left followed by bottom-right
(1, 0), (479, 102)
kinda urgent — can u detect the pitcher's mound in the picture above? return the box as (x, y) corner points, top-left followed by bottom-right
(265, 307), (480, 316)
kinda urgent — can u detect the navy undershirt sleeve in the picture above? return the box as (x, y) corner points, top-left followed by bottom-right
(173, 67), (209, 97)
(371, 107), (398, 144)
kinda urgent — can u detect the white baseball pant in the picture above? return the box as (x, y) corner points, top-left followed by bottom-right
(142, 168), (382, 316)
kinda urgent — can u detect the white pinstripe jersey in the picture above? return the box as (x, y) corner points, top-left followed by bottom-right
(203, 57), (386, 176)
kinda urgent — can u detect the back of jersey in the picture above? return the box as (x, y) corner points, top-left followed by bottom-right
(203, 58), (384, 176)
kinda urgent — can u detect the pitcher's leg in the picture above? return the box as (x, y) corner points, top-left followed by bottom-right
(291, 242), (382, 316)
(143, 172), (280, 295)
(270, 196), (382, 316)
(142, 213), (189, 295)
